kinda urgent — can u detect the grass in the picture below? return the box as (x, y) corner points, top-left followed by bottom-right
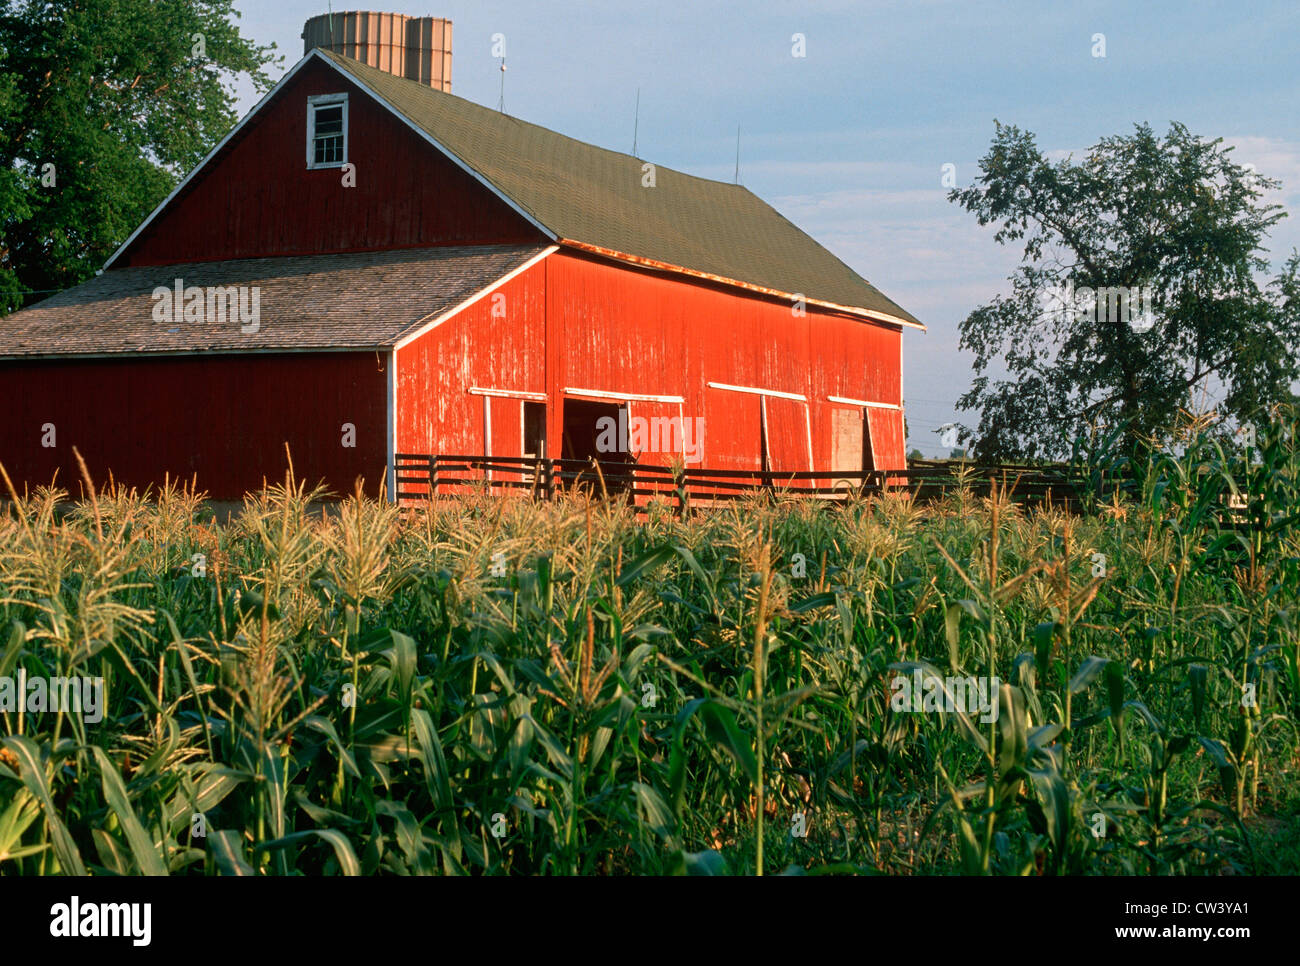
(0, 425), (1298, 876)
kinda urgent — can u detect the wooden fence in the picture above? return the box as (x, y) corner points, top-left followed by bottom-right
(392, 454), (1089, 512)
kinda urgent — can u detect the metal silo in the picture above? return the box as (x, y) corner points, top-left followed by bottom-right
(302, 11), (452, 92)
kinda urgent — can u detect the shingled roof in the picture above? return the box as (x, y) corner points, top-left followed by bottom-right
(310, 50), (920, 328)
(0, 244), (548, 359)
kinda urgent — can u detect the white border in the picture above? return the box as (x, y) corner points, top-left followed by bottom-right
(864, 408), (885, 474)
(900, 332), (907, 465)
(803, 403), (815, 471)
(306, 92), (349, 169)
(483, 395), (492, 480)
(469, 386), (547, 401)
(828, 394), (901, 411)
(563, 387), (684, 404)
(707, 381), (807, 402)
(386, 349), (396, 499)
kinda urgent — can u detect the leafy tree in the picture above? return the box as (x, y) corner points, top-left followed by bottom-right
(0, 0), (280, 313)
(949, 121), (1300, 461)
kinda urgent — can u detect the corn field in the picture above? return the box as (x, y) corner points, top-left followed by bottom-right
(1, 423), (1299, 876)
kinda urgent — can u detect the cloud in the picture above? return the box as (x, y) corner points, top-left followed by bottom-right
(1224, 135), (1300, 206)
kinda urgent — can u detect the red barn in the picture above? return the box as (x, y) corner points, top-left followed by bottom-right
(0, 36), (923, 503)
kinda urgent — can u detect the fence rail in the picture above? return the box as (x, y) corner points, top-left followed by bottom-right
(393, 453), (1089, 511)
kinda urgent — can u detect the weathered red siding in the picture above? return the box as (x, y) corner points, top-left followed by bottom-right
(118, 59), (543, 266)
(0, 353), (387, 500)
(542, 251), (904, 472)
(394, 261), (548, 456)
(394, 249), (906, 476)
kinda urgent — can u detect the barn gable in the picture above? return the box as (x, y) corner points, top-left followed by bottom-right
(111, 56), (545, 267)
(308, 49), (921, 328)
(106, 48), (922, 331)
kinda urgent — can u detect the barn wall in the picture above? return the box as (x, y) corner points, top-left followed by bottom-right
(0, 353), (387, 500)
(119, 58), (543, 266)
(394, 250), (906, 475)
(393, 262), (548, 457)
(543, 251), (905, 472)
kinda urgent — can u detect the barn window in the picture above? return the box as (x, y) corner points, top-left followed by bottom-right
(306, 94), (348, 168)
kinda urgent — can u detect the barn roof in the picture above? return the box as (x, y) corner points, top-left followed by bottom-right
(312, 50), (921, 328)
(0, 244), (548, 359)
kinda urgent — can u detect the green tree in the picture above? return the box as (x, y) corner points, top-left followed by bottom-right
(0, 0), (279, 312)
(949, 121), (1300, 461)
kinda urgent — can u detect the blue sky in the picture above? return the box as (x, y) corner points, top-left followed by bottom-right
(232, 0), (1300, 456)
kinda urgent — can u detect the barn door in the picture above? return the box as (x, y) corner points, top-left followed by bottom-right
(865, 408), (906, 476)
(478, 392), (546, 487)
(761, 395), (813, 485)
(562, 399), (621, 462)
(704, 386), (764, 472)
(831, 406), (873, 490)
(523, 401), (546, 458)
(561, 398), (631, 493)
(521, 400), (547, 485)
(487, 398), (523, 459)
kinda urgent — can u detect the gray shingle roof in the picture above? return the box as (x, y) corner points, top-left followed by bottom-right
(0, 244), (547, 358)
(317, 50), (922, 327)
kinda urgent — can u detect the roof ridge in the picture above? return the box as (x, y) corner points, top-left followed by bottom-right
(318, 49), (755, 196)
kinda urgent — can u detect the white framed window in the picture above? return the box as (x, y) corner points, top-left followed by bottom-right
(306, 93), (348, 169)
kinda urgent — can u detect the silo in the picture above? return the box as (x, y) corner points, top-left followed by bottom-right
(302, 11), (452, 92)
